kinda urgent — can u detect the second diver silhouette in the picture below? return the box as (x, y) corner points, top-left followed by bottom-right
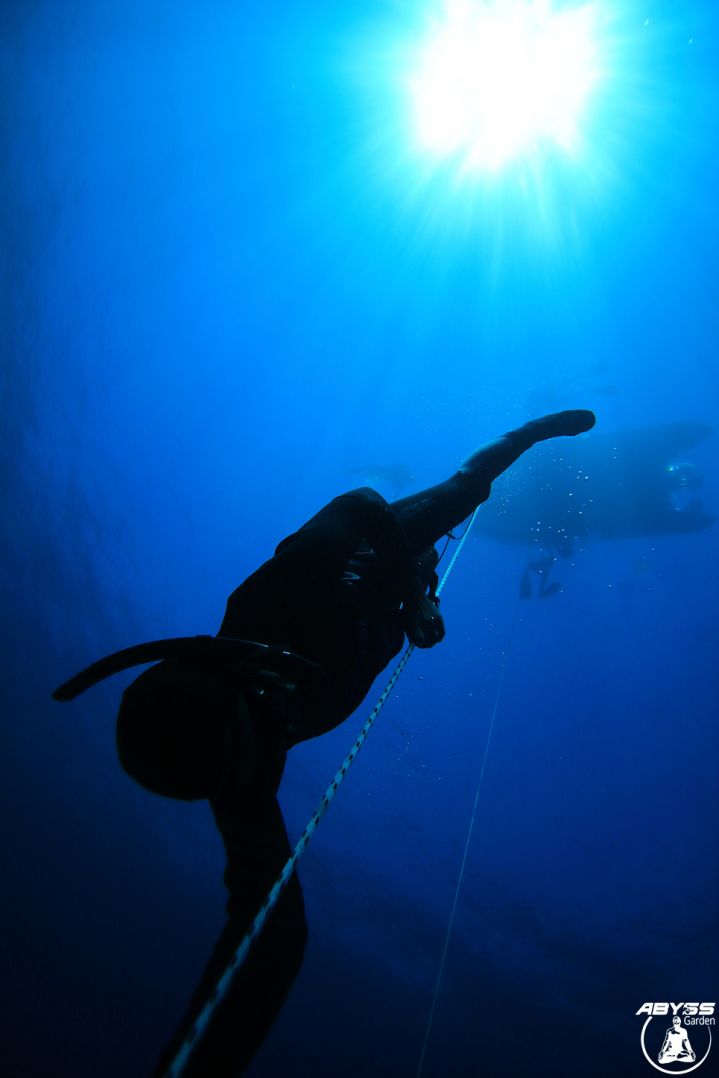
(477, 419), (714, 599)
(519, 549), (564, 599)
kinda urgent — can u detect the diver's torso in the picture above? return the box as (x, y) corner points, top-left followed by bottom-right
(220, 490), (410, 741)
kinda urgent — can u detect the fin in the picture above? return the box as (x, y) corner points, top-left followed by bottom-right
(53, 636), (328, 704)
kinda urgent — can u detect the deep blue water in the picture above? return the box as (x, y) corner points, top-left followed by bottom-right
(2, 2), (717, 1076)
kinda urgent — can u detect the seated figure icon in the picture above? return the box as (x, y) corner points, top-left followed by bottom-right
(658, 1016), (696, 1064)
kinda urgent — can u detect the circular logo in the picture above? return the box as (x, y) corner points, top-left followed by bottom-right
(640, 1016), (713, 1073)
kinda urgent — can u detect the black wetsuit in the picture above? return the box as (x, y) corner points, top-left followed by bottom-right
(152, 410), (595, 1077)
(220, 488), (418, 743)
(154, 489), (426, 1077)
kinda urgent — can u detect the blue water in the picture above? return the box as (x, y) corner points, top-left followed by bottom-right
(2, 2), (717, 1076)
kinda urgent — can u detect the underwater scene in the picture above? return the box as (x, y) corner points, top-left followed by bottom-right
(2, 2), (717, 1076)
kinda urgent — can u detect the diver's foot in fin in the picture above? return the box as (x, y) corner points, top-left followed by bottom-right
(522, 409), (596, 443)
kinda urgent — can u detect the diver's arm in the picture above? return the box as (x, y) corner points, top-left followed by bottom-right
(460, 410), (597, 486)
(391, 410), (596, 557)
(402, 549), (445, 648)
(414, 547), (440, 594)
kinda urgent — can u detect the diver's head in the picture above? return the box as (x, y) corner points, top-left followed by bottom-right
(672, 1016), (682, 1027)
(667, 461), (703, 491)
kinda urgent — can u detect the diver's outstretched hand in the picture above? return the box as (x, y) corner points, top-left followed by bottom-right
(522, 409), (596, 442)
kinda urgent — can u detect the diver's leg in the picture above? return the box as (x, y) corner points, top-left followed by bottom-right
(152, 738), (306, 1077)
(390, 410), (595, 556)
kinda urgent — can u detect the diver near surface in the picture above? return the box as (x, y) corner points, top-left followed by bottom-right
(472, 419), (715, 598)
(476, 419), (714, 549)
(54, 408), (595, 1076)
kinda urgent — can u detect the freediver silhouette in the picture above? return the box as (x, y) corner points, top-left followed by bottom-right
(519, 550), (563, 599)
(54, 409), (596, 1076)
